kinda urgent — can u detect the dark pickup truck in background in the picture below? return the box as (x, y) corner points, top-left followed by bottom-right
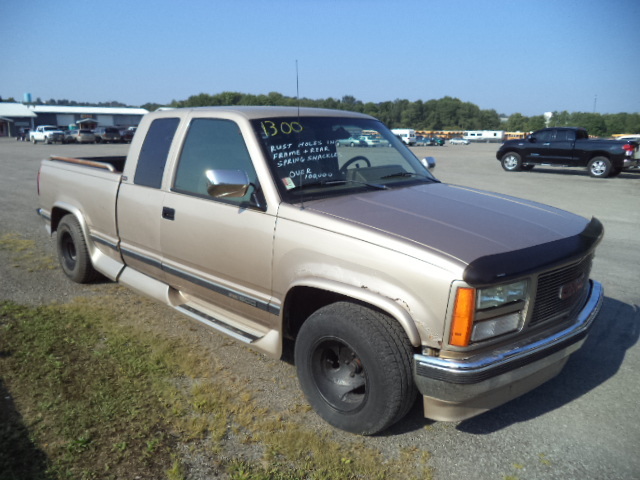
(497, 127), (639, 178)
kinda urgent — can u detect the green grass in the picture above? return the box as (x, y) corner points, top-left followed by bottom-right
(0, 233), (57, 272)
(0, 297), (434, 480)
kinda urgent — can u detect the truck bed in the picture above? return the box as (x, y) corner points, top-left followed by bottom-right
(50, 155), (127, 173)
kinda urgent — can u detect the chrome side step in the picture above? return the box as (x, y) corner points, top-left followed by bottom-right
(175, 304), (260, 344)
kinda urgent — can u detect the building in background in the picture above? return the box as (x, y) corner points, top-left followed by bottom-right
(28, 105), (148, 130)
(0, 103), (37, 137)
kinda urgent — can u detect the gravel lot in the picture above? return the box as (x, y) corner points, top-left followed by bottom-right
(1, 137), (639, 479)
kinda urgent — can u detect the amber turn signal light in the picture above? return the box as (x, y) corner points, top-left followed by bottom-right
(450, 287), (475, 347)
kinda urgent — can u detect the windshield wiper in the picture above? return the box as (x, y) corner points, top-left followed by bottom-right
(380, 172), (440, 183)
(289, 179), (387, 192)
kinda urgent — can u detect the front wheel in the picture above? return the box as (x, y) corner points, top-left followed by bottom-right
(501, 152), (522, 171)
(56, 215), (100, 283)
(294, 302), (417, 435)
(588, 156), (612, 178)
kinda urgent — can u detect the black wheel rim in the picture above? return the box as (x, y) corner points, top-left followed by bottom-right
(311, 339), (367, 413)
(61, 232), (77, 270)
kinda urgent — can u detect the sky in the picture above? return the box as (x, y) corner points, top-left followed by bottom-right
(1, 0), (639, 116)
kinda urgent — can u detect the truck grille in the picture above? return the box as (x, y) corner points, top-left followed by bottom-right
(529, 255), (593, 327)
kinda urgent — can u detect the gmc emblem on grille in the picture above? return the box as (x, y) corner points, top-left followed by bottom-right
(559, 273), (586, 300)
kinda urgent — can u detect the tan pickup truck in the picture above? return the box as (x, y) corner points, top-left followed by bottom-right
(37, 107), (604, 435)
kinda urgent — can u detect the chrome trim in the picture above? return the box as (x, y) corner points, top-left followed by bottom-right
(36, 208), (51, 221)
(415, 280), (602, 385)
(176, 305), (259, 343)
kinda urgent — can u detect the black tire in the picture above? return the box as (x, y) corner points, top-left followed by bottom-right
(56, 215), (100, 283)
(501, 152), (522, 171)
(588, 156), (611, 178)
(294, 301), (417, 435)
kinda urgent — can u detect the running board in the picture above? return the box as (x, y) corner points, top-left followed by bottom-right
(175, 304), (260, 344)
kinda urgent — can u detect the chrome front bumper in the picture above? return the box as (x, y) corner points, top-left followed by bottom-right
(413, 280), (603, 421)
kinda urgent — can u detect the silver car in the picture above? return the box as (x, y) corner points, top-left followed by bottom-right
(64, 129), (96, 144)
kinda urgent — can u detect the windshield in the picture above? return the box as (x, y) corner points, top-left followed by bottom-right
(251, 116), (437, 202)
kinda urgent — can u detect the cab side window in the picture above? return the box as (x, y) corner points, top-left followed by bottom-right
(134, 117), (180, 188)
(532, 130), (551, 143)
(173, 118), (258, 205)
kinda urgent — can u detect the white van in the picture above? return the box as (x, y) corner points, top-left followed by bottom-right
(391, 128), (417, 146)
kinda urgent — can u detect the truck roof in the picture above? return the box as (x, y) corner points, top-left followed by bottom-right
(145, 106), (375, 121)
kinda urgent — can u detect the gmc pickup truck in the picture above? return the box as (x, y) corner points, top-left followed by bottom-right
(497, 127), (639, 178)
(37, 107), (604, 435)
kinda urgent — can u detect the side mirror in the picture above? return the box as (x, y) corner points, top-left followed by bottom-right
(205, 169), (250, 198)
(421, 156), (436, 170)
(527, 135), (535, 143)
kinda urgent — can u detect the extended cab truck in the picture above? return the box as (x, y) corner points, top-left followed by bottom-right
(497, 127), (639, 178)
(30, 125), (65, 144)
(37, 107), (604, 435)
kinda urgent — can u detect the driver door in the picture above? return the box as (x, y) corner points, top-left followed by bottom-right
(160, 117), (277, 330)
(523, 130), (552, 163)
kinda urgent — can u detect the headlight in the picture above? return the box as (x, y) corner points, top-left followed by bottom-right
(449, 280), (529, 347)
(477, 280), (528, 310)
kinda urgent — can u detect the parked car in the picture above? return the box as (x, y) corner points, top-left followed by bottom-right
(64, 129), (96, 144)
(415, 136), (432, 146)
(431, 137), (445, 146)
(360, 135), (381, 147)
(616, 134), (640, 143)
(336, 136), (366, 147)
(93, 126), (122, 143)
(450, 137), (470, 145)
(118, 127), (135, 143)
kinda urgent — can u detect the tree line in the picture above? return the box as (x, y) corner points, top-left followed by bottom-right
(164, 92), (640, 136)
(3, 92), (639, 136)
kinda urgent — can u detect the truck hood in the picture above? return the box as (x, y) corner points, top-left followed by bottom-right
(306, 183), (599, 283)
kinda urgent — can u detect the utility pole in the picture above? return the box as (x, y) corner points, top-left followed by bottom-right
(593, 94), (597, 113)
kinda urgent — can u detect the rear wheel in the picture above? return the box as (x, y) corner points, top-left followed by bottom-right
(588, 156), (611, 178)
(294, 302), (417, 435)
(56, 215), (100, 283)
(501, 152), (522, 171)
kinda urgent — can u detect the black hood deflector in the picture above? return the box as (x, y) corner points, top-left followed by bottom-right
(463, 217), (604, 285)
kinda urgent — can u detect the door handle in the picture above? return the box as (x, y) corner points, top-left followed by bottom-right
(162, 207), (175, 220)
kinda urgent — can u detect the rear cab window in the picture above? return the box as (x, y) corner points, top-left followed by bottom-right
(134, 117), (180, 188)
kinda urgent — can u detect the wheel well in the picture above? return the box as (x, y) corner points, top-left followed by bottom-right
(50, 207), (73, 233)
(283, 286), (411, 343)
(499, 149), (519, 159)
(283, 287), (346, 340)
